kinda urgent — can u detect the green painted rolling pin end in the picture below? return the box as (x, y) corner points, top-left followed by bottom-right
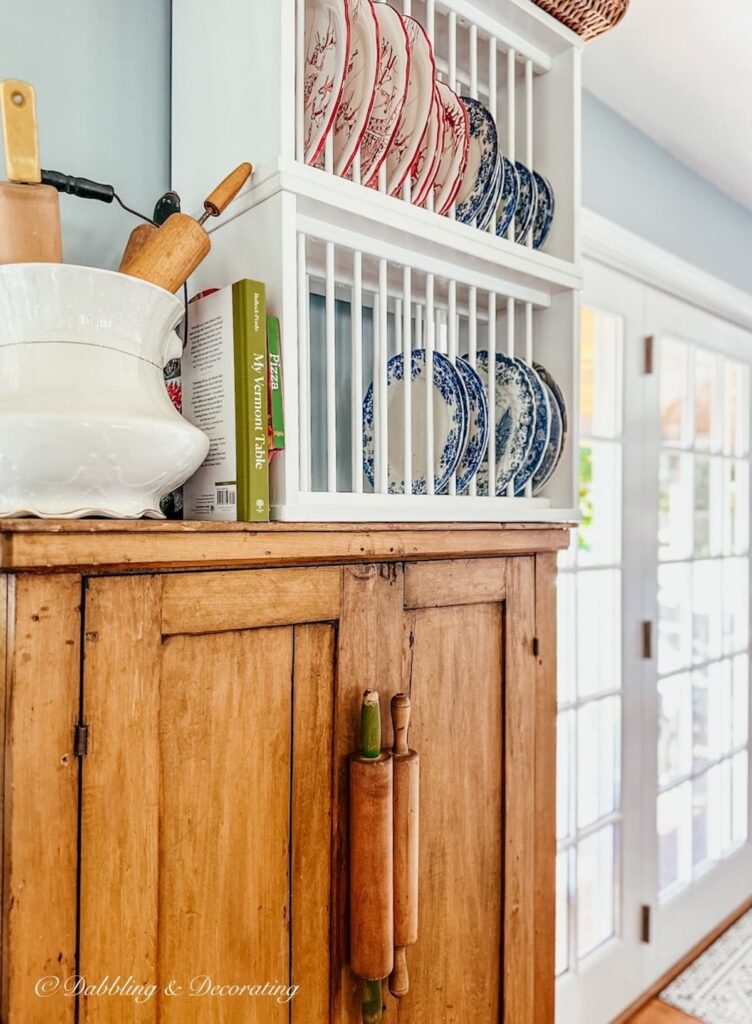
(362, 978), (383, 1024)
(360, 688), (381, 758)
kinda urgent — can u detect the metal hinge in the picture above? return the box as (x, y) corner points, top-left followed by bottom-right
(641, 620), (654, 660)
(74, 723), (90, 758)
(641, 904), (652, 944)
(644, 336), (655, 375)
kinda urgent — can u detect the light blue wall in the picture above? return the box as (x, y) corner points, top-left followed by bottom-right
(583, 91), (752, 294)
(0, 0), (172, 270)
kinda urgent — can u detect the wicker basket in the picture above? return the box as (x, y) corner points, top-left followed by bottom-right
(533, 0), (629, 40)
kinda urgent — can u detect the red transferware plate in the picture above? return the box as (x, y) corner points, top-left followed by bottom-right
(331, 0), (380, 176)
(359, 3), (410, 186)
(431, 81), (470, 215)
(304, 0), (351, 165)
(386, 15), (435, 196)
(411, 85), (444, 206)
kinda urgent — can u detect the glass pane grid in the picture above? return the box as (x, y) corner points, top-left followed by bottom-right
(557, 307), (624, 976)
(657, 338), (751, 903)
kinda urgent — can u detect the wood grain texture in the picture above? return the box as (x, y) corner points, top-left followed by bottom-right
(158, 627), (293, 1023)
(291, 623), (336, 1023)
(393, 602), (505, 1023)
(404, 557), (508, 609)
(628, 1000), (699, 1023)
(332, 564), (404, 1024)
(80, 576), (162, 1024)
(161, 566), (341, 635)
(0, 521), (572, 573)
(2, 574), (80, 1024)
(533, 552), (558, 1024)
(502, 556), (538, 1024)
(0, 573), (7, 991)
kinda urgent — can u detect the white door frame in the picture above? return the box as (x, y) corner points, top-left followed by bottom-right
(557, 210), (752, 1024)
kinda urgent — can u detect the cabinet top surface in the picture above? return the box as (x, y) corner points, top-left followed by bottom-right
(0, 520), (571, 573)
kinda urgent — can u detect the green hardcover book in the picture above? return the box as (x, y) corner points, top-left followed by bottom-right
(235, 280), (269, 522)
(266, 315), (285, 451)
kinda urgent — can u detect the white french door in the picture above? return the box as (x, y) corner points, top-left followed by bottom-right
(555, 254), (752, 1024)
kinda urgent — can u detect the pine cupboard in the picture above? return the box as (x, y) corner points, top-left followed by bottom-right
(0, 521), (567, 1023)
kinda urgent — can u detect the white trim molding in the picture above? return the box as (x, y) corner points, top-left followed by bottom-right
(582, 208), (752, 332)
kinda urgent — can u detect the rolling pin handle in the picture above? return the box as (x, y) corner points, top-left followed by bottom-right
(390, 692), (411, 757)
(389, 946), (409, 998)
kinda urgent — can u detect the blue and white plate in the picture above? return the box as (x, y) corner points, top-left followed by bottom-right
(363, 349), (468, 494)
(455, 357), (489, 493)
(466, 350), (536, 495)
(513, 359), (551, 495)
(532, 381), (562, 494)
(495, 156), (519, 238)
(477, 153), (503, 231)
(455, 98), (499, 225)
(534, 360), (568, 478)
(532, 171), (555, 250)
(514, 161), (537, 244)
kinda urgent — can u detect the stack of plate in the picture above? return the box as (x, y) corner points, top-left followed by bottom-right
(362, 349), (567, 496)
(303, 0), (555, 250)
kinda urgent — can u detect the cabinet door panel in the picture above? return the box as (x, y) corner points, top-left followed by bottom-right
(402, 602), (504, 1023)
(81, 571), (339, 1024)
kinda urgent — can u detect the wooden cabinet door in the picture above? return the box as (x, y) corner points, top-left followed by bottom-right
(332, 556), (557, 1024)
(80, 567), (342, 1023)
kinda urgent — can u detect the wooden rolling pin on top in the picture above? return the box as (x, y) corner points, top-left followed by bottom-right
(121, 162), (253, 293)
(350, 690), (393, 1024)
(389, 692), (420, 999)
(0, 80), (62, 264)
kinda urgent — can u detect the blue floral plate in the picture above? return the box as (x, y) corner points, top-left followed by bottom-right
(532, 381), (562, 494)
(477, 153), (503, 231)
(514, 161), (537, 244)
(532, 171), (555, 250)
(455, 98), (499, 225)
(513, 360), (551, 495)
(533, 360), (567, 480)
(495, 156), (519, 238)
(363, 349), (468, 494)
(466, 350), (536, 495)
(455, 357), (489, 493)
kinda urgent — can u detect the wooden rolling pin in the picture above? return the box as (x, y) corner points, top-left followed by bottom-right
(0, 80), (62, 263)
(389, 693), (420, 998)
(118, 190), (181, 271)
(121, 162), (252, 292)
(350, 690), (393, 1024)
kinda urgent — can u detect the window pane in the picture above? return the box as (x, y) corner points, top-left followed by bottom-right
(578, 441), (622, 566)
(577, 826), (615, 959)
(658, 563), (692, 673)
(557, 711), (574, 841)
(576, 570), (621, 699)
(732, 751), (749, 845)
(557, 573), (577, 706)
(693, 663), (723, 770)
(693, 457), (723, 558)
(658, 782), (692, 897)
(722, 557), (750, 654)
(723, 460), (750, 556)
(692, 771), (713, 870)
(556, 851), (570, 977)
(658, 672), (692, 787)
(692, 560), (722, 664)
(694, 350), (720, 452)
(577, 697), (621, 829)
(724, 359), (750, 457)
(659, 452), (693, 561)
(660, 339), (690, 446)
(580, 307), (621, 439)
(732, 654), (749, 749)
(717, 758), (733, 854)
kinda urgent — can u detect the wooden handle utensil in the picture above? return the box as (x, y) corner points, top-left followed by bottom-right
(120, 162), (252, 293)
(0, 80), (61, 264)
(350, 690), (393, 1023)
(389, 693), (419, 998)
(118, 190), (181, 272)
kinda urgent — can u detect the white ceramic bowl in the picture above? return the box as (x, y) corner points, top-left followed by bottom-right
(0, 263), (209, 518)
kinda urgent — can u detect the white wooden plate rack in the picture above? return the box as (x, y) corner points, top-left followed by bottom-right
(173, 0), (582, 521)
